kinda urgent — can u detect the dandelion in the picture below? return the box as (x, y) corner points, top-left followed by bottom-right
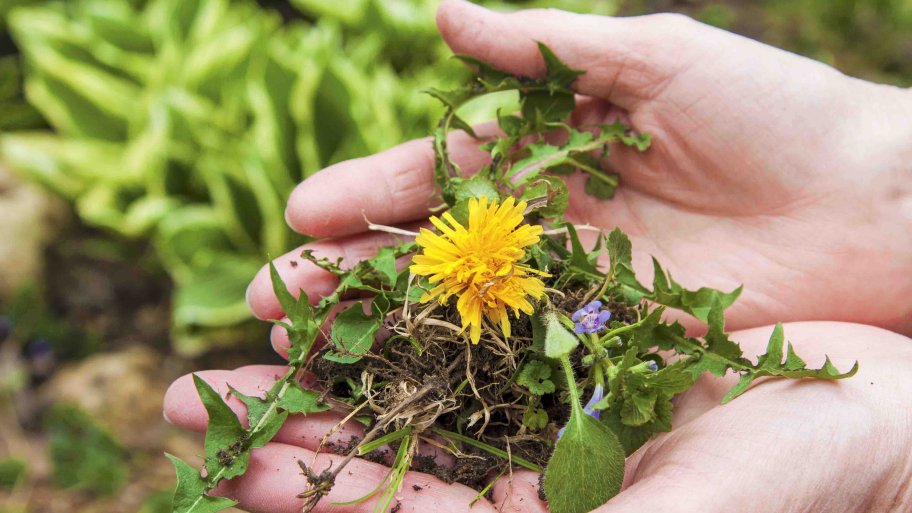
(572, 301), (612, 334)
(410, 196), (547, 344)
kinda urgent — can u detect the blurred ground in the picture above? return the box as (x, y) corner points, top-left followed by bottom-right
(0, 166), (269, 512)
(0, 1), (910, 512)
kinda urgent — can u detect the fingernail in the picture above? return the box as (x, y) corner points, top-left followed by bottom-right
(246, 280), (264, 320)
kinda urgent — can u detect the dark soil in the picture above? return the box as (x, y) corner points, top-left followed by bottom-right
(552, 287), (640, 326)
(307, 288), (641, 491)
(412, 450), (499, 489)
(329, 435), (390, 465)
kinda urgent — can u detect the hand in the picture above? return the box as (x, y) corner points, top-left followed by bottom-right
(604, 322), (912, 513)
(163, 368), (550, 513)
(163, 322), (912, 512)
(245, 0), (912, 338)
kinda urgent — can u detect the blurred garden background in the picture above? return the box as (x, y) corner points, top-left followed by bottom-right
(0, 0), (909, 512)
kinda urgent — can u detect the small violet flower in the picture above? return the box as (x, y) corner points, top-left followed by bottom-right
(572, 301), (612, 334)
(557, 384), (604, 438)
(645, 360), (659, 372)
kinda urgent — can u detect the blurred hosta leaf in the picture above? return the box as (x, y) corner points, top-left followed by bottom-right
(0, 458), (26, 490)
(172, 255), (262, 329)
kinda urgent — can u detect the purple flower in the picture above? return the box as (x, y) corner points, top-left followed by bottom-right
(645, 360), (659, 372)
(582, 383), (604, 419)
(571, 301), (612, 334)
(558, 384), (604, 438)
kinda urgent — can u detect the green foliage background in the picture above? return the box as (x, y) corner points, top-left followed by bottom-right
(0, 0), (908, 355)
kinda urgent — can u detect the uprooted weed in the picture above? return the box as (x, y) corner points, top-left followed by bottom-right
(309, 296), (583, 485)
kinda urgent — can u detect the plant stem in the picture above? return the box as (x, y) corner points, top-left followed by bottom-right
(600, 321), (640, 343)
(559, 355), (582, 414)
(509, 134), (620, 183)
(430, 428), (543, 473)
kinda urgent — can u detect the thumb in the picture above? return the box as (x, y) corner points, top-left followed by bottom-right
(436, 0), (713, 109)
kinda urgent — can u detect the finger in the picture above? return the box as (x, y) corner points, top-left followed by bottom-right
(436, 0), (711, 109)
(285, 122), (497, 239)
(246, 229), (414, 321)
(163, 366), (365, 450)
(164, 367), (458, 467)
(491, 470), (548, 513)
(212, 442), (499, 513)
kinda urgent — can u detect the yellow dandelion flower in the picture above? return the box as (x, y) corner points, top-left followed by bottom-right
(410, 196), (548, 344)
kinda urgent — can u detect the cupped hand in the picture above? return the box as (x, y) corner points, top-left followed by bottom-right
(163, 322), (912, 512)
(245, 0), (912, 338)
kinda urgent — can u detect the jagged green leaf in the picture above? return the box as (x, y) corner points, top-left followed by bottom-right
(680, 299), (750, 378)
(650, 257), (742, 323)
(607, 228), (631, 277)
(564, 223), (600, 276)
(785, 342), (807, 370)
(721, 324), (859, 403)
(537, 42), (584, 90)
(594, 348), (693, 454)
(600, 121), (652, 151)
(166, 454), (237, 513)
(423, 86), (474, 110)
(325, 303), (380, 364)
(227, 386), (270, 427)
(278, 381), (332, 415)
(584, 173), (619, 199)
(522, 175), (568, 219)
(626, 307), (666, 351)
(368, 247), (399, 287)
(520, 90), (576, 128)
(508, 130), (595, 184)
(223, 386), (286, 449)
(269, 260), (319, 361)
(193, 375), (250, 480)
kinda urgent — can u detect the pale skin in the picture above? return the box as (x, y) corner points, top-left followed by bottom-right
(163, 0), (912, 511)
